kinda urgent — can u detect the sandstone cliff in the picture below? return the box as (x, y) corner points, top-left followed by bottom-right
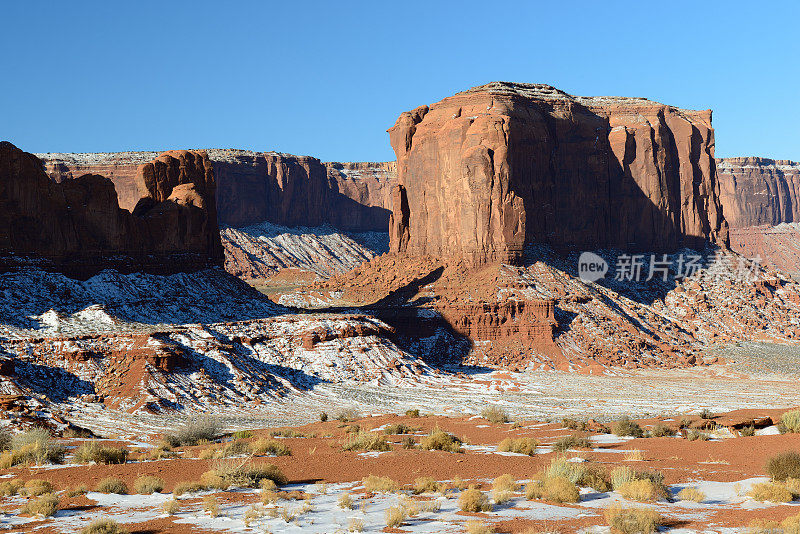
(717, 157), (800, 228)
(1, 142), (222, 277)
(388, 82), (729, 264)
(39, 150), (396, 232)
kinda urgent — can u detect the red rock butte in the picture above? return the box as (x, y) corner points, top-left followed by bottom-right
(388, 81), (729, 265)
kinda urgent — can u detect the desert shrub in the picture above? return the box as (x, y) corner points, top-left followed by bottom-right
(269, 429), (313, 438)
(342, 431), (390, 452)
(650, 424), (675, 437)
(699, 408), (715, 420)
(232, 430), (253, 440)
(162, 499), (180, 515)
(65, 484), (88, 497)
(405, 408), (420, 418)
(344, 424), (361, 434)
(362, 474), (397, 493)
(497, 437), (537, 456)
(784, 477), (800, 497)
(740, 425), (756, 437)
(401, 436), (416, 449)
(348, 517), (365, 532)
(452, 475), (468, 491)
(74, 441), (129, 464)
(413, 476), (445, 494)
(23, 479), (53, 496)
(677, 487), (705, 503)
(95, 477), (128, 494)
(418, 428), (463, 453)
(552, 434), (592, 452)
(163, 416), (221, 447)
(209, 459), (286, 488)
(481, 405), (510, 424)
(459, 485), (492, 512)
(335, 407), (361, 422)
(687, 429), (710, 441)
(0, 428), (66, 467)
(0, 429), (10, 450)
(748, 482), (794, 503)
(203, 494), (220, 517)
(385, 505), (407, 527)
(562, 418), (589, 431)
(260, 478), (278, 491)
(0, 479), (21, 496)
(781, 410), (800, 433)
(492, 474), (519, 493)
(578, 465), (611, 492)
(529, 476), (580, 503)
(79, 519), (129, 534)
(261, 489), (278, 504)
(250, 438), (291, 456)
(545, 456), (585, 484)
(173, 481), (206, 496)
(767, 451), (800, 481)
(383, 424), (414, 435)
(21, 492), (59, 517)
(466, 520), (496, 534)
(319, 412), (328, 422)
(133, 475), (164, 494)
(604, 506), (662, 534)
(624, 449), (644, 462)
(610, 466), (637, 490)
(337, 493), (354, 509)
(613, 417), (644, 438)
(141, 444), (177, 461)
(618, 479), (660, 502)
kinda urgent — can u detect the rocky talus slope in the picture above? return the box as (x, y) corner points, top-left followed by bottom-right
(38, 149), (396, 232)
(388, 82), (729, 265)
(717, 157), (800, 228)
(1, 142), (222, 277)
(729, 223), (800, 276)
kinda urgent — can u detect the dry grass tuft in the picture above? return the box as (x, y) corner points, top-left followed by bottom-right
(208, 459), (286, 488)
(419, 428), (463, 453)
(405, 408), (421, 418)
(481, 406), (510, 424)
(342, 431), (390, 452)
(623, 449), (645, 462)
(133, 475), (164, 495)
(578, 465), (611, 492)
(527, 476), (580, 503)
(492, 474), (519, 493)
(23, 479), (54, 496)
(604, 506), (662, 534)
(465, 520), (496, 534)
(203, 494), (220, 517)
(65, 484), (88, 497)
(335, 407), (361, 422)
(79, 519), (129, 534)
(552, 434), (592, 452)
(173, 481), (206, 496)
(73, 441), (129, 464)
(384, 504), (407, 527)
(610, 466), (637, 490)
(250, 438), (292, 456)
(767, 451), (800, 481)
(362, 474), (398, 493)
(459, 485), (493, 512)
(0, 479), (21, 496)
(383, 423), (415, 435)
(162, 499), (180, 515)
(0, 428), (66, 468)
(163, 416), (221, 447)
(413, 476), (446, 494)
(545, 456), (585, 484)
(612, 417), (644, 438)
(781, 410), (800, 433)
(687, 429), (710, 441)
(677, 487), (705, 503)
(650, 423), (675, 437)
(497, 437), (537, 456)
(748, 482), (794, 503)
(20, 492), (59, 517)
(95, 477), (128, 494)
(618, 479), (660, 502)
(338, 493), (354, 509)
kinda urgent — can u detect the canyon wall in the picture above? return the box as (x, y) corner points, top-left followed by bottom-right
(717, 157), (800, 228)
(1, 142), (222, 277)
(39, 150), (396, 232)
(388, 82), (729, 265)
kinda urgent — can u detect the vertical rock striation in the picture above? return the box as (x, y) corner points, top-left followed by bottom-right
(388, 82), (729, 264)
(717, 157), (800, 228)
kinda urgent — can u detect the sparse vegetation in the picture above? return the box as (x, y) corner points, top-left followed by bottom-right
(74, 441), (129, 464)
(687, 429), (710, 441)
(335, 407), (361, 422)
(497, 437), (537, 456)
(342, 431), (390, 452)
(133, 475), (165, 494)
(65, 484), (88, 497)
(203, 494), (220, 517)
(0, 428), (66, 467)
(23, 479), (53, 496)
(207, 459), (287, 488)
(699, 408), (715, 420)
(362, 474), (397, 493)
(21, 492), (59, 517)
(414, 476), (446, 494)
(466, 520), (496, 534)
(384, 504), (407, 527)
(748, 482), (794, 502)
(401, 436), (416, 449)
(162, 499), (180, 515)
(780, 410), (800, 433)
(618, 479), (660, 502)
(418, 428), (463, 453)
(552, 434), (592, 452)
(232, 430), (253, 439)
(481, 405), (510, 424)
(173, 481), (206, 496)
(610, 466), (637, 490)
(677, 487), (706, 503)
(250, 438), (292, 456)
(163, 416), (221, 447)
(0, 479), (21, 496)
(492, 474), (518, 504)
(612, 417), (644, 438)
(95, 477), (128, 494)
(562, 418), (589, 431)
(650, 423), (675, 437)
(577, 465), (611, 492)
(405, 408), (420, 418)
(459, 485), (492, 512)
(604, 506), (662, 534)
(383, 423), (415, 435)
(527, 476), (580, 503)
(338, 493), (354, 509)
(319, 412), (328, 422)
(740, 425), (756, 437)
(624, 449), (644, 462)
(767, 451), (800, 481)
(545, 456), (586, 484)
(79, 519), (129, 534)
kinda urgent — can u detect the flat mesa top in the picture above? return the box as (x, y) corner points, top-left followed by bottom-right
(458, 81), (675, 109)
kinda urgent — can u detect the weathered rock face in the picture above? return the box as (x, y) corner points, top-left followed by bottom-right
(39, 150), (396, 232)
(388, 82), (729, 264)
(0, 142), (222, 277)
(717, 157), (800, 228)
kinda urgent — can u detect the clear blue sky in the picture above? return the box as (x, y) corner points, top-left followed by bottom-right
(3, 1), (797, 162)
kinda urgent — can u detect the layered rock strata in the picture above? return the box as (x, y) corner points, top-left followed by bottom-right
(717, 157), (800, 228)
(1, 142), (222, 277)
(388, 82), (729, 265)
